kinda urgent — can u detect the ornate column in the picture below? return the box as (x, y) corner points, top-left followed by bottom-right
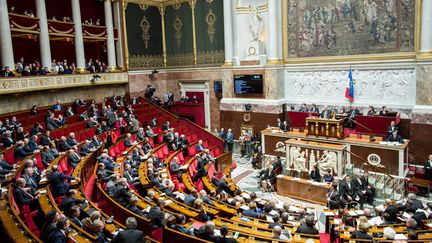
(0, 0), (15, 69)
(104, 0), (117, 69)
(231, 0), (239, 65)
(159, 6), (167, 68)
(113, 0), (124, 68)
(71, 0), (86, 70)
(266, 0), (278, 63)
(223, 0), (233, 65)
(36, 0), (52, 69)
(189, 0), (197, 66)
(419, 0), (432, 56)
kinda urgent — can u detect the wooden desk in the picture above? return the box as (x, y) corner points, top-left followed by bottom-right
(305, 117), (344, 139)
(261, 129), (409, 177)
(276, 175), (331, 205)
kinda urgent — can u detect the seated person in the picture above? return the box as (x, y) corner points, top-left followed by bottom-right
(379, 106), (389, 116)
(113, 178), (133, 207)
(61, 189), (86, 217)
(322, 169), (334, 183)
(295, 216), (319, 235)
(387, 120), (399, 135)
(67, 133), (79, 147)
(147, 199), (168, 229)
(111, 217), (144, 242)
(386, 130), (404, 143)
(309, 165), (321, 182)
(13, 178), (40, 211)
(126, 196), (147, 217)
(171, 213), (194, 235)
(195, 140), (205, 153)
(241, 202), (261, 218)
(350, 221), (373, 239)
(271, 225), (290, 241)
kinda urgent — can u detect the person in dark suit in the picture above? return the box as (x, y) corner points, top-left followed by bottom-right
(67, 133), (78, 147)
(319, 106), (331, 119)
(61, 189), (86, 217)
(309, 103), (319, 113)
(21, 167), (39, 193)
(87, 117), (98, 128)
(145, 126), (155, 138)
(126, 196), (147, 217)
(136, 127), (145, 142)
(276, 118), (282, 128)
(64, 106), (74, 117)
(309, 165), (321, 182)
(1, 66), (15, 77)
(295, 216), (319, 235)
(360, 171), (375, 205)
(195, 140), (205, 153)
(425, 154), (432, 180)
(79, 140), (92, 156)
(216, 225), (238, 243)
(69, 206), (84, 228)
(242, 202), (261, 218)
(90, 135), (102, 149)
(47, 217), (70, 243)
(339, 175), (358, 207)
(67, 149), (81, 169)
(48, 165), (78, 197)
(280, 121), (290, 132)
(14, 141), (34, 160)
(327, 182), (341, 209)
(218, 128), (226, 140)
(52, 100), (63, 111)
(387, 120), (399, 135)
(3, 131), (16, 147)
(149, 118), (157, 127)
(0, 154), (14, 179)
(162, 121), (170, 131)
(225, 129), (234, 152)
(196, 221), (217, 241)
(111, 217), (144, 243)
(113, 178), (132, 207)
(386, 130), (404, 143)
(46, 113), (60, 131)
(13, 178), (40, 210)
(183, 190), (198, 207)
(383, 199), (399, 223)
(193, 153), (210, 182)
(147, 199), (167, 229)
(59, 136), (72, 151)
(124, 133), (134, 147)
(379, 106), (389, 116)
(171, 214), (194, 236)
(350, 221), (373, 240)
(41, 131), (53, 146)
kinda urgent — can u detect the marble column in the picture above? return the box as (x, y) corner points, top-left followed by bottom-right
(112, 0), (123, 68)
(266, 0), (278, 62)
(71, 0), (86, 70)
(104, 0), (117, 69)
(223, 0), (233, 65)
(0, 0), (15, 69)
(36, 0), (52, 69)
(231, 0), (239, 65)
(420, 0), (432, 53)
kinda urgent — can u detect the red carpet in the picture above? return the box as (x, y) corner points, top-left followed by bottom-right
(319, 233), (331, 243)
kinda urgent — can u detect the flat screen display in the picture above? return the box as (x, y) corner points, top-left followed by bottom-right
(214, 81), (222, 93)
(234, 75), (263, 94)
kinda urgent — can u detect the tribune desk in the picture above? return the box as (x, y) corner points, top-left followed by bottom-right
(261, 129), (409, 177)
(276, 175), (331, 205)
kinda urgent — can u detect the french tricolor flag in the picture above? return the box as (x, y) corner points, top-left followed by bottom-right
(345, 69), (354, 102)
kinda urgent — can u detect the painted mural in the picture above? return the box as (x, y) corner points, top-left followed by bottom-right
(287, 0), (415, 57)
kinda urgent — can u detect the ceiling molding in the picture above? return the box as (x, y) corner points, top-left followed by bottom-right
(125, 0), (189, 7)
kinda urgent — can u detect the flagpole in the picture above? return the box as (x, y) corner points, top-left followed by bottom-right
(349, 65), (352, 110)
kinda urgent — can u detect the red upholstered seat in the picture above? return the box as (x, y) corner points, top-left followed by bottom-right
(152, 228), (163, 242)
(4, 148), (15, 164)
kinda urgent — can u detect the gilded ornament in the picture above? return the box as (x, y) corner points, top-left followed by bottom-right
(139, 3), (149, 11)
(140, 16), (151, 48)
(205, 9), (216, 44)
(173, 16), (183, 47)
